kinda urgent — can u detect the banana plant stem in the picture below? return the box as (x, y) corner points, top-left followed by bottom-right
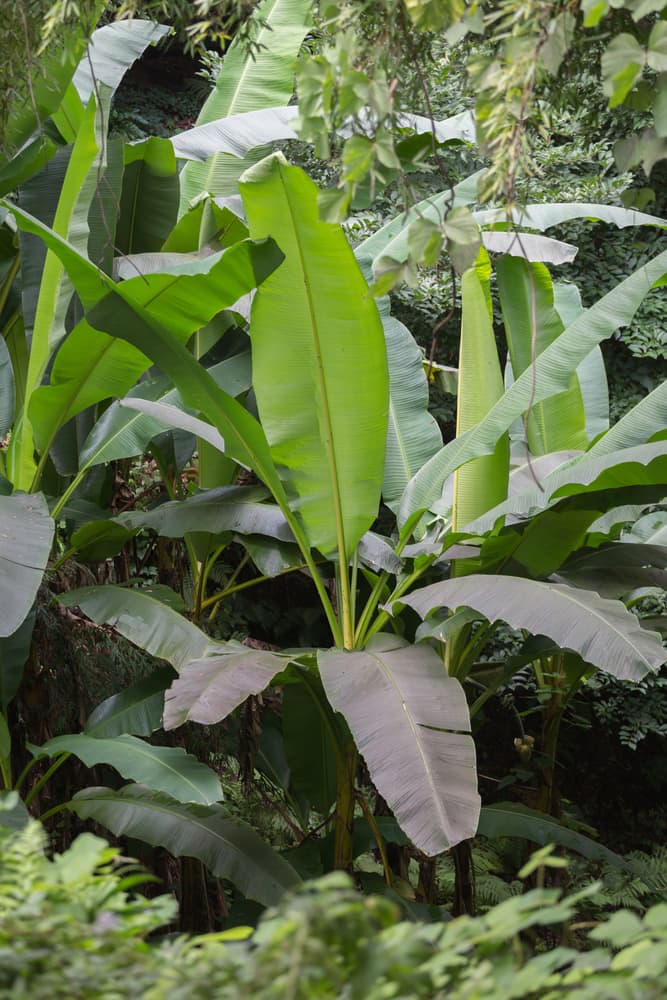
(24, 753), (71, 809)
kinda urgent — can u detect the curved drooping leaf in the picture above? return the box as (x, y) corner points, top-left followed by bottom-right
(119, 400), (226, 456)
(399, 248), (667, 526)
(478, 803), (641, 874)
(398, 574), (666, 680)
(164, 643), (288, 729)
(586, 381), (667, 456)
(587, 504), (658, 544)
(475, 202), (667, 232)
(466, 441), (667, 534)
(59, 586), (286, 730)
(482, 231), (577, 264)
(172, 106), (298, 161)
(78, 353), (252, 471)
(179, 0), (312, 212)
(85, 666), (176, 738)
(624, 510), (667, 545)
(116, 484), (293, 542)
(84, 293), (292, 514)
(31, 734), (222, 804)
(555, 542), (667, 596)
(240, 154), (388, 558)
(72, 21), (170, 105)
(0, 494), (53, 638)
(70, 785), (301, 906)
(318, 635), (480, 855)
(29, 239), (277, 454)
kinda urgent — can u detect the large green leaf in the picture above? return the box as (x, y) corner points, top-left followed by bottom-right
(0, 337), (13, 438)
(497, 257), (589, 453)
(31, 734), (222, 805)
(70, 785), (301, 906)
(85, 666), (176, 738)
(240, 154), (388, 558)
(478, 803), (641, 874)
(115, 137), (179, 255)
(59, 586), (286, 730)
(282, 675), (338, 815)
(0, 494), (53, 638)
(399, 248), (667, 525)
(586, 381), (667, 455)
(85, 291), (294, 516)
(318, 635), (480, 854)
(178, 0), (312, 212)
(398, 575), (666, 680)
(555, 542), (667, 597)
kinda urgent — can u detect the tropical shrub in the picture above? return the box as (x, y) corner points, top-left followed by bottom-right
(3, 815), (667, 1000)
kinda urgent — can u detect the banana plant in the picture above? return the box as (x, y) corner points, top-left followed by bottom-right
(30, 151), (663, 880)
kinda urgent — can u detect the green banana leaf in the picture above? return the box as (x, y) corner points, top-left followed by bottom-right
(115, 137), (179, 255)
(586, 381), (667, 455)
(398, 574), (666, 680)
(475, 202), (667, 231)
(466, 440), (667, 534)
(376, 279), (442, 511)
(178, 0), (312, 212)
(398, 248), (667, 526)
(240, 154), (388, 558)
(452, 261), (509, 528)
(85, 667), (178, 739)
(172, 106), (298, 162)
(72, 21), (170, 105)
(318, 635), (480, 854)
(31, 734), (223, 805)
(28, 240), (278, 456)
(0, 494), (53, 638)
(497, 256), (589, 453)
(8, 95), (107, 489)
(624, 510), (667, 545)
(478, 803), (642, 875)
(70, 785), (301, 906)
(59, 586), (287, 730)
(77, 353), (251, 472)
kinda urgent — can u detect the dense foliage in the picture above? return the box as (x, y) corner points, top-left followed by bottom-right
(3, 816), (667, 999)
(0, 0), (665, 978)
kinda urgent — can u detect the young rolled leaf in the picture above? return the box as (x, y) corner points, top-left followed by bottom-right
(398, 574), (666, 680)
(0, 494), (53, 638)
(452, 260), (509, 529)
(497, 256), (589, 453)
(30, 734), (223, 805)
(240, 154), (389, 558)
(318, 634), (480, 855)
(70, 785), (301, 906)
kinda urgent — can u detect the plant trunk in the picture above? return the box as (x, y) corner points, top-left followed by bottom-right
(452, 839), (476, 916)
(333, 741), (357, 871)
